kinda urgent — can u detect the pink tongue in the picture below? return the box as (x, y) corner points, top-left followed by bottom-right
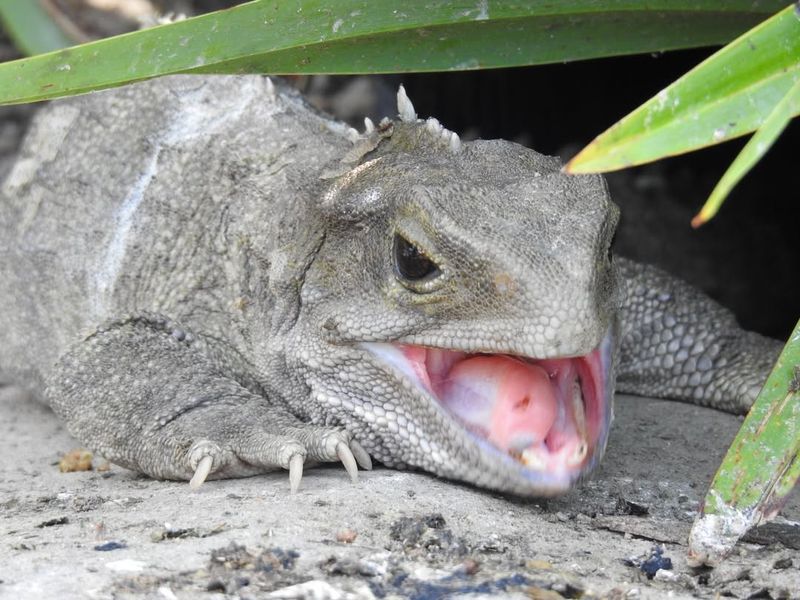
(439, 356), (558, 452)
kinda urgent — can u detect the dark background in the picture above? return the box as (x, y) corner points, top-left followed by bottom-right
(1, 3), (797, 339)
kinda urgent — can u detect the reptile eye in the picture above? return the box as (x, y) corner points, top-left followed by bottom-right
(394, 234), (441, 283)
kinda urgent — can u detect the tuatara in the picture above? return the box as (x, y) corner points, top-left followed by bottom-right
(0, 75), (780, 496)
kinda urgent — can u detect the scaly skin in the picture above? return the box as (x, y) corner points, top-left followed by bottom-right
(0, 75), (781, 496)
(615, 258), (780, 414)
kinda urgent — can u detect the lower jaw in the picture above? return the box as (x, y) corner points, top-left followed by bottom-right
(360, 328), (616, 494)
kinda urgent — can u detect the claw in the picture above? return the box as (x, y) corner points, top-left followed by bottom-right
(336, 442), (359, 483)
(350, 440), (372, 471)
(189, 455), (213, 490)
(289, 453), (304, 494)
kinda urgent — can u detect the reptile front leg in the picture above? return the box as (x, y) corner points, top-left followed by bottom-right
(616, 257), (782, 414)
(45, 314), (370, 489)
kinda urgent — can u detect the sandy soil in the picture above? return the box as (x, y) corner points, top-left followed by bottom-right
(1, 387), (797, 600)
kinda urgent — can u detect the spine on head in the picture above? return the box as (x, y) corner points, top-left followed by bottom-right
(392, 85), (462, 154)
(325, 83), (465, 179)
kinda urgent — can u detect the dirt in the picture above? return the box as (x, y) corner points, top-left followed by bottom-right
(1, 387), (797, 599)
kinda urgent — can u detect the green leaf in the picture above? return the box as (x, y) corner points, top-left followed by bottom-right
(0, 0), (787, 105)
(567, 3), (800, 174)
(692, 76), (800, 227)
(688, 319), (800, 566)
(0, 0), (75, 56)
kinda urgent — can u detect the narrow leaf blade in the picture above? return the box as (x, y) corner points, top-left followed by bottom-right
(692, 77), (800, 227)
(0, 0), (74, 56)
(0, 0), (787, 105)
(567, 3), (800, 174)
(688, 319), (800, 566)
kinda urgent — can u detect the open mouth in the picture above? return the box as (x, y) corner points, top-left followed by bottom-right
(362, 333), (613, 482)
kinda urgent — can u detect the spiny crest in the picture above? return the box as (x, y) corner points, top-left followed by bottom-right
(363, 117), (375, 134)
(397, 85), (417, 122)
(336, 84), (463, 167)
(393, 85), (462, 153)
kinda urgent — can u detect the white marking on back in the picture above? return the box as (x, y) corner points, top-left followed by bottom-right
(91, 79), (266, 318)
(93, 148), (160, 313)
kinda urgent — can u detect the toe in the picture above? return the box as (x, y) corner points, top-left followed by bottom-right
(185, 440), (226, 488)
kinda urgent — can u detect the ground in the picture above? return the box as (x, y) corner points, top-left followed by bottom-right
(1, 388), (797, 600)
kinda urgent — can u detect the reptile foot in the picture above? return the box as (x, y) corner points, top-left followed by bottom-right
(187, 440), (224, 489)
(183, 427), (371, 492)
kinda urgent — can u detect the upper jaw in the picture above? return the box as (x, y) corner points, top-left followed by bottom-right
(359, 329), (615, 495)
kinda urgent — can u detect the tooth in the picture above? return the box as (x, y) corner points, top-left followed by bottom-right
(572, 380), (587, 441)
(521, 447), (547, 470)
(568, 440), (588, 466)
(569, 380), (589, 466)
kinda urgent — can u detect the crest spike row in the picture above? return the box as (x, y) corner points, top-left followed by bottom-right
(397, 85), (417, 122)
(425, 117), (443, 135)
(448, 130), (462, 153)
(346, 127), (360, 143)
(363, 117), (375, 135)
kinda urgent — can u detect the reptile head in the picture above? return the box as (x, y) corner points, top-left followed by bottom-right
(290, 87), (620, 496)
